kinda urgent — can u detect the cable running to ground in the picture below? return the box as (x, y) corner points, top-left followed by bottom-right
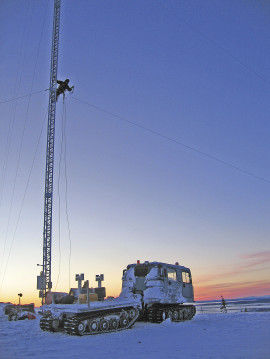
(64, 100), (72, 289)
(54, 98), (66, 291)
(0, 1), (49, 286)
(0, 2), (48, 282)
(71, 96), (270, 185)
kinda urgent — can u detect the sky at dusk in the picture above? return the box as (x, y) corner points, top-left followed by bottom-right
(0, 0), (269, 306)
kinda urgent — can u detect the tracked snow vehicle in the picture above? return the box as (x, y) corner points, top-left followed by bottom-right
(40, 260), (195, 335)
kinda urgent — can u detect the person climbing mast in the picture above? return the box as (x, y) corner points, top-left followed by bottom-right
(56, 78), (74, 100)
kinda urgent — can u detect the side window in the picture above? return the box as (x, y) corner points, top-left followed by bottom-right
(182, 271), (191, 283)
(167, 268), (177, 281)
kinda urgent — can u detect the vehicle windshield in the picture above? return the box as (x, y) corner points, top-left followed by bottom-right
(134, 265), (149, 277)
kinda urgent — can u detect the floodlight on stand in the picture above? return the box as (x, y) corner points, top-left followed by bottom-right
(75, 273), (84, 294)
(95, 274), (104, 288)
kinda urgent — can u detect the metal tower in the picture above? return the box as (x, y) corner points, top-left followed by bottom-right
(41, 0), (61, 304)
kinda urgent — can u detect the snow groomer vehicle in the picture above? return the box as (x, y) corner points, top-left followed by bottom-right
(40, 260), (196, 335)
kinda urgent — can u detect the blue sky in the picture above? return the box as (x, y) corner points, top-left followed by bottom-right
(0, 0), (269, 304)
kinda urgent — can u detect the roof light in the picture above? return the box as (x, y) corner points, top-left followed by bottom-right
(137, 260), (140, 264)
(175, 262), (179, 265)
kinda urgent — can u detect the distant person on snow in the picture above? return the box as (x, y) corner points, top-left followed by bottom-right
(220, 295), (227, 313)
(56, 79), (74, 100)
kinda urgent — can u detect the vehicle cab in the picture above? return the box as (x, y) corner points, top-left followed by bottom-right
(121, 261), (194, 305)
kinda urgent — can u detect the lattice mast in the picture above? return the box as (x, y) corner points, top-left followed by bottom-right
(42, 0), (61, 305)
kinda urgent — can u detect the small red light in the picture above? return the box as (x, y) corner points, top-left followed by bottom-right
(137, 260), (140, 264)
(175, 262), (179, 265)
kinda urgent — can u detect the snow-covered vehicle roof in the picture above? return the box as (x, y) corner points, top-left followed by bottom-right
(127, 261), (191, 272)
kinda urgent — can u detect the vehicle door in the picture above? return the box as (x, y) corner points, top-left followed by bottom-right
(181, 271), (194, 300)
(166, 267), (181, 301)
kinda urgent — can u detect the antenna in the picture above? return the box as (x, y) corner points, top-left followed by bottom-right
(41, 0), (61, 305)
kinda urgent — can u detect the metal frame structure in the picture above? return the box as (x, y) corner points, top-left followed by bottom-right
(42, 0), (61, 305)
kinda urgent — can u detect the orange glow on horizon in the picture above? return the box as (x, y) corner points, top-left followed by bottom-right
(194, 280), (270, 301)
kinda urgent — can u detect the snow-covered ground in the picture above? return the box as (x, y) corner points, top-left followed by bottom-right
(0, 310), (269, 359)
